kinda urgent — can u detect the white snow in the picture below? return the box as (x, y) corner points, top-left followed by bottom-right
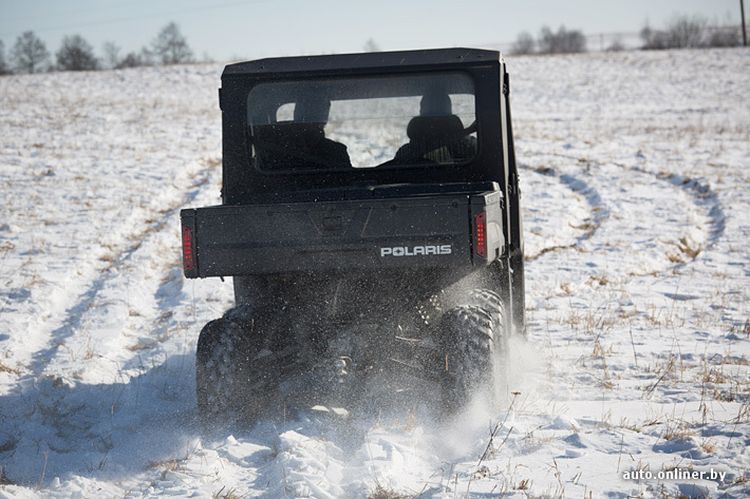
(1, 48), (749, 497)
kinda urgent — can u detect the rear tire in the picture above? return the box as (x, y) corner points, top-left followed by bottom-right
(467, 288), (504, 328)
(196, 318), (264, 426)
(438, 288), (509, 411)
(439, 304), (496, 409)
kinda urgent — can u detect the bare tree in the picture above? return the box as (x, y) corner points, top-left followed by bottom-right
(606, 38), (626, 52)
(537, 25), (587, 54)
(641, 15), (713, 49)
(139, 46), (156, 66)
(151, 22), (193, 65)
(10, 31), (50, 73)
(116, 52), (143, 69)
(115, 46), (158, 69)
(0, 40), (10, 75)
(706, 26), (740, 47)
(511, 31), (535, 55)
(56, 34), (99, 71)
(363, 38), (381, 52)
(102, 41), (121, 69)
(666, 16), (706, 47)
(640, 24), (669, 50)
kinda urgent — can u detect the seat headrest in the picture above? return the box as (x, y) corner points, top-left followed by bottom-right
(407, 115), (464, 141)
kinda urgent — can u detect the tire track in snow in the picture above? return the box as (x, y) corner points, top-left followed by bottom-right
(522, 153), (723, 281)
(520, 164), (609, 262)
(24, 163), (216, 382)
(0, 160), (223, 485)
(612, 162), (726, 253)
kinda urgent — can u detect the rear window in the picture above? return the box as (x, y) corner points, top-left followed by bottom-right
(246, 72), (477, 172)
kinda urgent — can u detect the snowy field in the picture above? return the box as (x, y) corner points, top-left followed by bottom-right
(0, 48), (749, 497)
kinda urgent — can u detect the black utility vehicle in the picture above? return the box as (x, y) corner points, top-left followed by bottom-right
(181, 48), (525, 422)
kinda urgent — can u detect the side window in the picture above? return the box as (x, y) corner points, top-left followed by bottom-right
(276, 103), (295, 122)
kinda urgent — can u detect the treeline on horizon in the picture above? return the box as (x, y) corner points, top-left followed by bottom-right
(511, 15), (745, 55)
(0, 22), (198, 75)
(0, 14), (746, 76)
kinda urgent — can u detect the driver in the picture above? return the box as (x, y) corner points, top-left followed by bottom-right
(291, 96), (351, 168)
(392, 91), (475, 165)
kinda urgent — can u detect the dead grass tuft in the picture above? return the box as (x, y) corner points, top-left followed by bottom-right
(644, 304), (684, 329)
(661, 421), (696, 441)
(570, 221), (597, 237)
(734, 403), (750, 424)
(0, 241), (16, 252)
(667, 237), (702, 263)
(525, 243), (578, 262)
(700, 365), (728, 384)
(212, 486), (242, 499)
(700, 438), (717, 454)
(515, 478), (531, 490)
(148, 458), (185, 482)
(368, 485), (409, 499)
(643, 355), (676, 398)
(533, 165), (555, 175)
(0, 361), (21, 375)
(126, 340), (151, 352)
(591, 336), (614, 359)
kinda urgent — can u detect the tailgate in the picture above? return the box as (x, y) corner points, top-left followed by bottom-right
(181, 192), (501, 277)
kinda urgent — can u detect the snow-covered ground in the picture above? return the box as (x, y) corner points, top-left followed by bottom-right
(0, 48), (748, 498)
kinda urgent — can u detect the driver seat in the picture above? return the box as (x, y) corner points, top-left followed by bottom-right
(393, 115), (468, 165)
(407, 115), (464, 142)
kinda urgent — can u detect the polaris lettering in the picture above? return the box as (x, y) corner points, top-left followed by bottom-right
(380, 245), (452, 257)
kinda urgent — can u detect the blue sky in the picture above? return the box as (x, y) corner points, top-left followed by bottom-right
(0, 0), (743, 61)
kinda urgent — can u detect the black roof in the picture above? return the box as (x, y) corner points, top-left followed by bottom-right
(223, 47), (500, 77)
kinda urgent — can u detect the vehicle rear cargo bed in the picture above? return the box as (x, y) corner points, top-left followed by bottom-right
(181, 188), (502, 277)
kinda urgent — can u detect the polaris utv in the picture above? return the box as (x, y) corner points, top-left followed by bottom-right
(181, 47), (525, 422)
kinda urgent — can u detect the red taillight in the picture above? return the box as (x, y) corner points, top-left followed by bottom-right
(474, 211), (487, 258)
(182, 225), (195, 271)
